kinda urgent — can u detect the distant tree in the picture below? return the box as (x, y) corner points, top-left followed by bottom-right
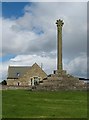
(1, 80), (7, 85)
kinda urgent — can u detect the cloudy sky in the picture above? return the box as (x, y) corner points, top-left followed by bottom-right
(0, 2), (87, 81)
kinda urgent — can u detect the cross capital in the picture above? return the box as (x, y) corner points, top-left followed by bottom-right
(56, 19), (64, 27)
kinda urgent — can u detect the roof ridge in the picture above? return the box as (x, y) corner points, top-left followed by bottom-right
(9, 66), (31, 67)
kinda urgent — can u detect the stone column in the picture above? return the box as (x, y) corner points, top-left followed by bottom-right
(56, 19), (64, 72)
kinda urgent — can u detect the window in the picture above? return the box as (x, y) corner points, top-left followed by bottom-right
(16, 73), (20, 77)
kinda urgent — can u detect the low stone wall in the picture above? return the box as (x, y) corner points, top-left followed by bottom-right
(2, 82), (89, 91)
(33, 84), (88, 91)
(40, 78), (88, 91)
(2, 85), (31, 90)
(2, 77), (89, 91)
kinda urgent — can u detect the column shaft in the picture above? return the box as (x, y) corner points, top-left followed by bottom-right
(57, 26), (62, 71)
(56, 19), (64, 72)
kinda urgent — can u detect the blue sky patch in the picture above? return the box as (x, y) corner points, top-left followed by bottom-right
(2, 54), (16, 62)
(2, 2), (31, 19)
(32, 26), (44, 35)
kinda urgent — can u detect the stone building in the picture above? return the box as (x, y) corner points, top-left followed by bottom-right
(7, 63), (47, 86)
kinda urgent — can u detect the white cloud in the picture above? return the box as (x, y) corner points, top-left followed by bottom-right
(2, 2), (87, 58)
(64, 53), (87, 78)
(2, 18), (40, 55)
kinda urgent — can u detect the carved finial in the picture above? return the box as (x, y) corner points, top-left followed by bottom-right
(56, 19), (64, 27)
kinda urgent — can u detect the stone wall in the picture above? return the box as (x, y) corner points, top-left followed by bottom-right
(7, 79), (18, 86)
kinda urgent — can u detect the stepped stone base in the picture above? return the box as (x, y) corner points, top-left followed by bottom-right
(42, 69), (85, 89)
(46, 69), (79, 81)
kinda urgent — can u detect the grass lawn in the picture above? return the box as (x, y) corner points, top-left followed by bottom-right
(2, 90), (87, 118)
(0, 90), (2, 119)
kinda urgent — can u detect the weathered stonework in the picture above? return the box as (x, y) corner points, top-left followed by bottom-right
(56, 19), (64, 72)
(7, 63), (47, 86)
(18, 63), (47, 86)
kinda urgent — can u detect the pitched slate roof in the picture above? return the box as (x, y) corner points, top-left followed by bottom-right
(7, 63), (47, 79)
(7, 66), (31, 79)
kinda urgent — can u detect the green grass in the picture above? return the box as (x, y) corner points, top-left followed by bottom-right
(2, 90), (87, 118)
(0, 90), (2, 119)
